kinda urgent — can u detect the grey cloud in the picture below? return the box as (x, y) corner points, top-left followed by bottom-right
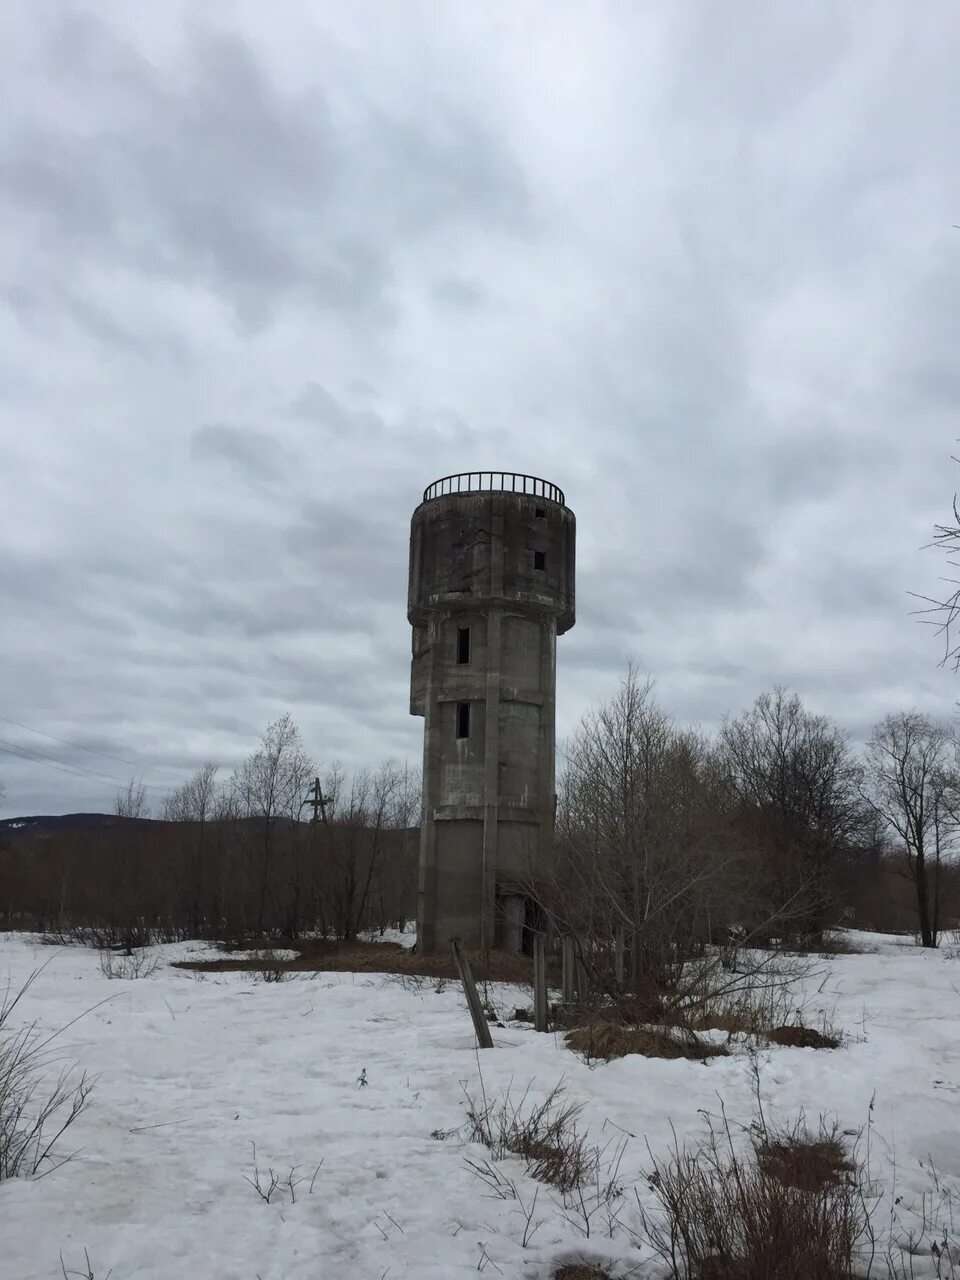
(1, 10), (529, 332)
(3, 2), (959, 816)
(432, 277), (488, 311)
(288, 383), (385, 437)
(191, 424), (286, 482)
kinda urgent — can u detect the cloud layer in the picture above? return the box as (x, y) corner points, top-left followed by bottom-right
(2, 1), (959, 813)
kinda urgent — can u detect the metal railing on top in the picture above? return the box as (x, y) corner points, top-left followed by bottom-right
(422, 472), (565, 506)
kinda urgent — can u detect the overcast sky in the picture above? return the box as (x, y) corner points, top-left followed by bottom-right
(2, 2), (960, 816)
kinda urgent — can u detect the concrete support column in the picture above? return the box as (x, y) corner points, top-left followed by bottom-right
(480, 508), (505, 953)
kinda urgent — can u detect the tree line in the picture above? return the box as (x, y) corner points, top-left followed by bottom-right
(1, 686), (958, 955)
(0, 714), (420, 947)
(541, 670), (959, 986)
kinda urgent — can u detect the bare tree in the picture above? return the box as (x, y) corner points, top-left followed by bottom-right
(549, 666), (744, 987)
(864, 711), (958, 947)
(913, 490), (960, 669)
(160, 762), (218, 823)
(160, 763), (219, 936)
(114, 776), (148, 819)
(718, 689), (865, 941)
(322, 761), (406, 941)
(231, 715), (314, 936)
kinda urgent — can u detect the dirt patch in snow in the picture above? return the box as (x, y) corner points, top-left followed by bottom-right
(172, 938), (542, 984)
(564, 1021), (727, 1062)
(766, 1024), (840, 1049)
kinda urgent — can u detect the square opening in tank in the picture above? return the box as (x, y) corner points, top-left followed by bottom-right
(456, 702), (471, 739)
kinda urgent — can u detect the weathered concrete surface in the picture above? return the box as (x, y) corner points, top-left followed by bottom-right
(408, 483), (576, 952)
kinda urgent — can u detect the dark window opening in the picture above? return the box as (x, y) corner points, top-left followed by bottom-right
(534, 550), (546, 571)
(457, 626), (471, 664)
(456, 702), (471, 739)
(535, 507), (546, 518)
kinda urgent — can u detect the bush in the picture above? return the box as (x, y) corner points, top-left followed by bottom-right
(637, 1112), (871, 1279)
(250, 949), (289, 982)
(98, 948), (161, 980)
(463, 1081), (595, 1193)
(1, 968), (94, 1179)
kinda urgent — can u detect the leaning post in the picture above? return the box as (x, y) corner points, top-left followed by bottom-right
(451, 940), (494, 1050)
(533, 933), (548, 1032)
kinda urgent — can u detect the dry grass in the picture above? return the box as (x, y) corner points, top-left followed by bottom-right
(754, 1132), (854, 1193)
(173, 938), (542, 984)
(565, 1022), (727, 1063)
(464, 1081), (596, 1194)
(554, 1267), (612, 1280)
(766, 1024), (840, 1050)
(638, 1113), (870, 1280)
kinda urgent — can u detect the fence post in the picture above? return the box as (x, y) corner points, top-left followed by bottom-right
(575, 956), (589, 1002)
(533, 933), (548, 1032)
(561, 936), (576, 1005)
(451, 940), (494, 1049)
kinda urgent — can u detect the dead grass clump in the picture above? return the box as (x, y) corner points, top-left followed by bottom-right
(638, 1113), (870, 1280)
(554, 1267), (612, 1279)
(465, 1082), (595, 1193)
(767, 1024), (840, 1050)
(753, 1123), (854, 1193)
(566, 1022), (727, 1063)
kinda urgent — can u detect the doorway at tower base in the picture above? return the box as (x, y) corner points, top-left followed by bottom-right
(495, 890), (546, 954)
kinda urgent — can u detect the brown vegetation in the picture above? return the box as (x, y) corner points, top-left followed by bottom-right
(638, 1114), (870, 1280)
(766, 1025), (840, 1050)
(565, 1021), (726, 1063)
(174, 938), (540, 984)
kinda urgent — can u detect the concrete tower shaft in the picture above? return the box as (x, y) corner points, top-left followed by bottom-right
(408, 472), (576, 952)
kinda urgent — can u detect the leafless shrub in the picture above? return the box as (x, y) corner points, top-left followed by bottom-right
(463, 1081), (596, 1193)
(1, 968), (95, 1180)
(458, 1076), (628, 1244)
(634, 1110), (873, 1280)
(59, 1249), (112, 1280)
(242, 1143), (323, 1204)
(250, 949), (289, 983)
(666, 954), (811, 1036)
(98, 948), (161, 980)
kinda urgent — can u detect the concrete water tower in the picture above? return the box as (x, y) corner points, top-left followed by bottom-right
(408, 472), (576, 952)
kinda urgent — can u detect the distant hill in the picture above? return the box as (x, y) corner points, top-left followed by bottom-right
(0, 813), (159, 842)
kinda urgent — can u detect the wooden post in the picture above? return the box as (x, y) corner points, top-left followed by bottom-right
(561, 936), (576, 1005)
(533, 933), (548, 1032)
(614, 926), (625, 988)
(451, 940), (493, 1049)
(576, 957), (589, 1002)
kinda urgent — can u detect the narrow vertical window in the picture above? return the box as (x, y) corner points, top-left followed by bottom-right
(456, 702), (471, 739)
(534, 550), (546, 571)
(457, 626), (471, 664)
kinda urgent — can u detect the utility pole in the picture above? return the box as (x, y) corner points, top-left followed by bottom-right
(301, 776), (331, 824)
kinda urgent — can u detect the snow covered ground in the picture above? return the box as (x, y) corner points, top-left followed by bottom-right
(2, 931), (959, 1279)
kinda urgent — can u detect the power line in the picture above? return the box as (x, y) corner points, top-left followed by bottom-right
(0, 736), (177, 797)
(0, 714), (186, 778)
